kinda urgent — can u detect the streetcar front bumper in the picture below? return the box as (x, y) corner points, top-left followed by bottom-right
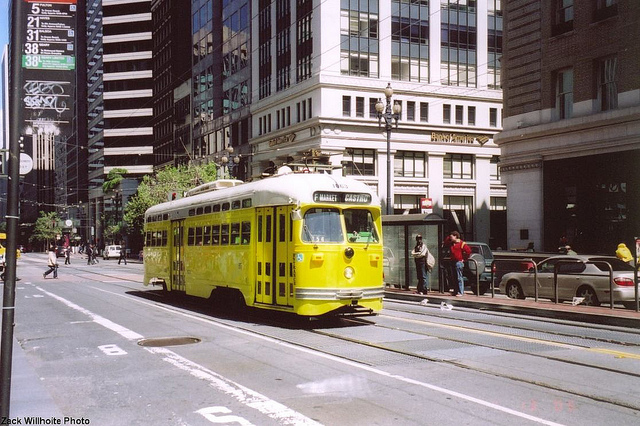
(296, 286), (384, 300)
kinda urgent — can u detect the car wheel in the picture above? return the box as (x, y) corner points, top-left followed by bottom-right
(505, 281), (525, 299)
(577, 286), (600, 307)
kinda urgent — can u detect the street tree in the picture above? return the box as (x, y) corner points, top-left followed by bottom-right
(30, 211), (61, 251)
(123, 163), (218, 237)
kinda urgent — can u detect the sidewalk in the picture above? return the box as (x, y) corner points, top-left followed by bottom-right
(7, 336), (62, 418)
(384, 286), (640, 328)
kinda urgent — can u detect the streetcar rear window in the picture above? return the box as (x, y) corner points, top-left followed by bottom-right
(302, 208), (343, 243)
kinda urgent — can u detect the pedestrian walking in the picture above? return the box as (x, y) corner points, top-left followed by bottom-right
(43, 245), (58, 279)
(410, 234), (431, 294)
(118, 243), (127, 265)
(64, 246), (71, 265)
(87, 244), (96, 265)
(443, 231), (471, 296)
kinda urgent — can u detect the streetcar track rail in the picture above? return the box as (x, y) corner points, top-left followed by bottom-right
(24, 260), (640, 413)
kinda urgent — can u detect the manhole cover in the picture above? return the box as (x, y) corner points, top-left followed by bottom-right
(137, 337), (201, 347)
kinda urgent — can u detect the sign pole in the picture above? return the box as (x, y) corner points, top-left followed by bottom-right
(1, 1), (26, 416)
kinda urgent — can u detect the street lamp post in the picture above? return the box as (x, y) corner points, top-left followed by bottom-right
(375, 83), (401, 215)
(219, 145), (241, 179)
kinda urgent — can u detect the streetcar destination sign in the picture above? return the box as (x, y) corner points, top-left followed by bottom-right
(313, 192), (372, 204)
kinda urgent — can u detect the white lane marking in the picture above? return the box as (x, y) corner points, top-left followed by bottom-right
(91, 286), (566, 426)
(35, 286), (322, 426)
(148, 346), (321, 426)
(196, 407), (254, 425)
(98, 344), (127, 356)
(37, 286), (143, 341)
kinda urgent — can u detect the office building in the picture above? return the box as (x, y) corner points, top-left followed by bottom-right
(496, 0), (640, 253)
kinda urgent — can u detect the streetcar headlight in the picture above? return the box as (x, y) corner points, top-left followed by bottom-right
(344, 266), (355, 279)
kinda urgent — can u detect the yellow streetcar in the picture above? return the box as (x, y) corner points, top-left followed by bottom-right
(143, 171), (384, 316)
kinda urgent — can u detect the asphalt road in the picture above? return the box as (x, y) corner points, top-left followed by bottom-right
(3, 253), (640, 425)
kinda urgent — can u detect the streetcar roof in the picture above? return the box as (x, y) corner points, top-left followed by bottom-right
(145, 172), (380, 219)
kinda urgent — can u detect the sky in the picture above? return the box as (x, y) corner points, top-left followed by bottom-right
(0, 0), (8, 148)
(0, 0), (7, 48)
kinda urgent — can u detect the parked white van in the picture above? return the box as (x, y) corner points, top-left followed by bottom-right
(103, 245), (121, 260)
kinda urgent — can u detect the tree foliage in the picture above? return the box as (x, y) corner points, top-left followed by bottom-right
(29, 211), (61, 249)
(123, 163), (218, 236)
(102, 168), (128, 194)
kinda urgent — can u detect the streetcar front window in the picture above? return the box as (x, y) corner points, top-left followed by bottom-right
(344, 209), (379, 243)
(302, 208), (343, 243)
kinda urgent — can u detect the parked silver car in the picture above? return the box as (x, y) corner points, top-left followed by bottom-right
(499, 255), (638, 308)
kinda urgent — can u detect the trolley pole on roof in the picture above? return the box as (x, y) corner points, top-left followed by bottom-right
(1, 0), (25, 416)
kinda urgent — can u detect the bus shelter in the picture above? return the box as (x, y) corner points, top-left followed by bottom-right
(382, 213), (447, 292)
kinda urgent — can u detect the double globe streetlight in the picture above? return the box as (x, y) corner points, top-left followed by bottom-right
(375, 83), (401, 215)
(218, 145), (241, 179)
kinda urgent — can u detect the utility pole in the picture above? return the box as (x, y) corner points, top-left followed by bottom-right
(1, 1), (25, 416)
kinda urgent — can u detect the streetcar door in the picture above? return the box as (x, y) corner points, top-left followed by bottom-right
(275, 206), (293, 307)
(255, 208), (274, 304)
(170, 220), (185, 292)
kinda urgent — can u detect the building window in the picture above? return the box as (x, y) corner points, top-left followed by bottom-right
(455, 105), (463, 125)
(340, 4), (379, 78)
(490, 155), (500, 180)
(443, 195), (474, 242)
(406, 101), (415, 121)
(597, 57), (617, 112)
(394, 194), (422, 215)
(369, 98), (379, 118)
(441, 0), (477, 87)
(443, 104), (451, 124)
(394, 151), (426, 178)
(296, 1), (313, 82)
(391, 0), (429, 82)
(356, 97), (365, 117)
(420, 102), (429, 122)
(443, 154), (473, 179)
(343, 148), (376, 176)
(489, 108), (497, 127)
(553, 0), (573, 35)
(468, 106), (476, 126)
(593, 0), (617, 21)
(488, 0), (503, 89)
(556, 68), (573, 120)
(342, 96), (351, 116)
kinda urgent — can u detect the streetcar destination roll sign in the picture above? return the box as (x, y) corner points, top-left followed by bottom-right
(313, 192), (372, 204)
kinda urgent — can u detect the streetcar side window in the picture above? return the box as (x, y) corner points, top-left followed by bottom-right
(203, 225), (212, 245)
(212, 225), (220, 245)
(162, 230), (168, 246)
(222, 202), (230, 211)
(344, 209), (379, 243)
(242, 198), (252, 208)
(188, 227), (195, 246)
(213, 204), (221, 212)
(195, 227), (203, 245)
(232, 200), (241, 210)
(241, 221), (251, 244)
(221, 224), (230, 245)
(204, 206), (212, 214)
(302, 208), (343, 243)
(231, 223), (240, 245)
(258, 217), (263, 243)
